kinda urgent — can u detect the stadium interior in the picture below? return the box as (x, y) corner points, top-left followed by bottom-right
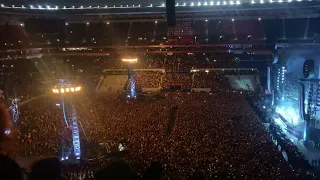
(0, 0), (320, 180)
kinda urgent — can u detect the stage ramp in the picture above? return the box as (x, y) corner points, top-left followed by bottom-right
(225, 75), (261, 92)
(95, 75), (128, 95)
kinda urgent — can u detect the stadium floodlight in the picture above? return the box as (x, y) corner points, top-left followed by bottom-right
(12, 5), (15, 8)
(60, 88), (65, 93)
(230, 1), (235, 5)
(251, 0), (256, 3)
(47, 5), (50, 9)
(30, 5), (33, 9)
(55, 6), (58, 9)
(38, 5), (42, 9)
(65, 22), (68, 26)
(223, 1), (227, 5)
(71, 88), (75, 92)
(269, 0), (274, 2)
(20, 23), (24, 26)
(75, 87), (81, 91)
(72, 6), (75, 8)
(122, 58), (138, 63)
(86, 22), (90, 25)
(183, 3), (186, 6)
(260, 0), (265, 3)
(1, 4), (4, 7)
(297, 0), (302, 1)
(217, 1), (221, 5)
(104, 5), (107, 8)
(66, 88), (70, 92)
(198, 2), (201, 6)
(162, 3), (165, 7)
(210, 1), (214, 5)
(236, 0), (241, 4)
(287, 0), (292, 2)
(191, 2), (195, 6)
(232, 18), (235, 21)
(150, 4), (153, 7)
(63, 6), (66, 9)
(80, 6), (83, 8)
(258, 17), (261, 20)
(278, 0), (283, 2)
(204, 2), (208, 6)
(22, 5), (25, 8)
(176, 3), (179, 6)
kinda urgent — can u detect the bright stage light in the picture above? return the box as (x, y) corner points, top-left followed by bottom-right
(210, 1), (214, 5)
(198, 2), (202, 6)
(4, 129), (11, 135)
(75, 86), (81, 91)
(122, 58), (138, 63)
(60, 88), (65, 93)
(276, 106), (300, 126)
(66, 88), (70, 92)
(52, 89), (59, 93)
(71, 88), (75, 92)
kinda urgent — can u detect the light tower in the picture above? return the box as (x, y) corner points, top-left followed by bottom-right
(52, 79), (82, 161)
(122, 58), (138, 98)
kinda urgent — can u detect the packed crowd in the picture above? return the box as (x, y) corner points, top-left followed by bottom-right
(0, 53), (313, 179)
(162, 73), (192, 89)
(134, 72), (162, 89)
(12, 88), (303, 179)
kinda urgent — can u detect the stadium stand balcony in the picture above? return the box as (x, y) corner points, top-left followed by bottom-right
(0, 17), (319, 50)
(154, 21), (168, 43)
(307, 18), (320, 39)
(128, 22), (154, 45)
(234, 19), (264, 41)
(207, 20), (234, 43)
